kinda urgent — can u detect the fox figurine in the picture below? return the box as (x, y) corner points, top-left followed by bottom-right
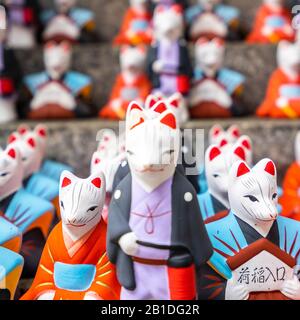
(21, 41), (94, 119)
(114, 0), (152, 46)
(107, 101), (213, 300)
(22, 171), (120, 300)
(247, 0), (294, 43)
(257, 40), (300, 118)
(198, 159), (300, 300)
(100, 46), (151, 120)
(190, 38), (245, 118)
(209, 124), (241, 146)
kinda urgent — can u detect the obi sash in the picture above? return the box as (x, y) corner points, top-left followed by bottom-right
(130, 19), (149, 33)
(280, 84), (300, 99)
(265, 15), (286, 28)
(54, 262), (96, 292)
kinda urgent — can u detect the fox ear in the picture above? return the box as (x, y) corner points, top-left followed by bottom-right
(228, 125), (240, 139)
(35, 124), (47, 138)
(18, 124), (30, 135)
(207, 145), (221, 161)
(151, 101), (168, 114)
(265, 161), (276, 176)
(27, 137), (36, 148)
(126, 102), (145, 131)
(239, 135), (252, 150)
(60, 170), (76, 188)
(219, 139), (228, 148)
(159, 111), (177, 130)
(145, 94), (160, 109)
(168, 93), (182, 109)
(6, 147), (17, 159)
(209, 124), (223, 139)
(8, 133), (18, 144)
(89, 172), (106, 190)
(234, 146), (246, 161)
(236, 161), (250, 177)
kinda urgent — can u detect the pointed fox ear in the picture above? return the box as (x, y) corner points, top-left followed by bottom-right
(151, 101), (168, 114)
(207, 145), (221, 161)
(236, 161), (250, 177)
(219, 139), (228, 148)
(265, 160), (276, 176)
(27, 137), (36, 148)
(239, 135), (252, 150)
(145, 94), (160, 109)
(60, 170), (75, 188)
(159, 111), (177, 129)
(234, 146), (246, 161)
(35, 124), (48, 138)
(254, 158), (277, 178)
(8, 133), (18, 144)
(126, 102), (145, 131)
(168, 93), (182, 109)
(89, 172), (105, 190)
(210, 124), (223, 139)
(6, 147), (17, 159)
(18, 124), (30, 135)
(228, 125), (240, 139)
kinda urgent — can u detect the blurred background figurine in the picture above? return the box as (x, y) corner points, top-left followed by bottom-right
(20, 41), (94, 119)
(147, 4), (192, 97)
(3, 0), (41, 49)
(185, 0), (241, 41)
(114, 0), (152, 46)
(247, 0), (295, 43)
(100, 45), (151, 120)
(41, 0), (97, 43)
(148, 0), (188, 13)
(189, 38), (245, 118)
(257, 40), (300, 118)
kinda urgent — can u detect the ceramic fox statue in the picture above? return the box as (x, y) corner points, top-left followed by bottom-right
(22, 171), (120, 300)
(4, 0), (41, 49)
(190, 38), (245, 118)
(100, 46), (151, 120)
(257, 40), (300, 118)
(147, 4), (192, 97)
(21, 41), (94, 119)
(0, 246), (24, 300)
(247, 0), (294, 43)
(185, 0), (241, 41)
(209, 124), (241, 146)
(0, 27), (22, 123)
(198, 143), (247, 221)
(280, 131), (300, 220)
(107, 101), (213, 300)
(0, 145), (54, 278)
(114, 0), (152, 46)
(91, 129), (126, 223)
(198, 159), (300, 300)
(41, 0), (97, 43)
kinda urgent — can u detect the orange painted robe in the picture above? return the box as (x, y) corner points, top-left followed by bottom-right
(247, 5), (294, 43)
(99, 74), (151, 120)
(21, 221), (120, 300)
(256, 68), (300, 118)
(114, 8), (152, 46)
(280, 162), (300, 221)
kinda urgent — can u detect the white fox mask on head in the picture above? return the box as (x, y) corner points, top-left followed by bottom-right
(55, 0), (76, 13)
(126, 101), (180, 192)
(277, 41), (300, 79)
(228, 159), (278, 232)
(195, 38), (225, 78)
(91, 129), (122, 193)
(8, 132), (43, 180)
(205, 144), (247, 208)
(120, 45), (147, 75)
(0, 146), (23, 201)
(209, 124), (240, 146)
(59, 171), (106, 242)
(44, 41), (72, 80)
(153, 5), (184, 42)
(145, 93), (189, 126)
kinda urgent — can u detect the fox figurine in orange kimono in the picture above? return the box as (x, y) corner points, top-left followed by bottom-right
(257, 40), (300, 118)
(21, 170), (120, 300)
(247, 0), (294, 43)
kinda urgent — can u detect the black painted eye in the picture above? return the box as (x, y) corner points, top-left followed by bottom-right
(244, 195), (259, 202)
(22, 157), (27, 162)
(272, 193), (278, 200)
(127, 150), (134, 156)
(0, 172), (8, 177)
(87, 206), (98, 212)
(60, 201), (65, 210)
(213, 174), (219, 178)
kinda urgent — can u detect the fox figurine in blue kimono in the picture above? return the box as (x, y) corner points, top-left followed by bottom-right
(21, 41), (94, 119)
(0, 145), (54, 278)
(198, 159), (300, 300)
(41, 0), (97, 43)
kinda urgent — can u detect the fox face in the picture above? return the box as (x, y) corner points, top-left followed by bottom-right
(209, 124), (240, 146)
(153, 5), (184, 41)
(0, 146), (23, 201)
(277, 41), (300, 78)
(120, 45), (147, 74)
(59, 171), (106, 240)
(228, 159), (278, 222)
(8, 132), (43, 180)
(195, 38), (224, 78)
(126, 101), (180, 192)
(44, 41), (72, 80)
(205, 143), (246, 207)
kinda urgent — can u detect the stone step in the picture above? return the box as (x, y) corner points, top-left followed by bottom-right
(0, 118), (298, 182)
(16, 43), (277, 113)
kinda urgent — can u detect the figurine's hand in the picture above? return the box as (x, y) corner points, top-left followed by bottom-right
(262, 25), (273, 37)
(153, 60), (164, 73)
(281, 276), (300, 300)
(276, 97), (288, 109)
(36, 290), (56, 300)
(84, 291), (104, 300)
(118, 232), (138, 256)
(225, 278), (249, 300)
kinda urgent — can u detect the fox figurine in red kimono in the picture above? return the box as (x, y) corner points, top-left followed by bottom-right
(21, 170), (120, 300)
(247, 0), (294, 43)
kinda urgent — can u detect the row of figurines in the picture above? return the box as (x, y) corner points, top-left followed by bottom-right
(1, 97), (300, 300)
(2, 33), (300, 122)
(3, 0), (300, 48)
